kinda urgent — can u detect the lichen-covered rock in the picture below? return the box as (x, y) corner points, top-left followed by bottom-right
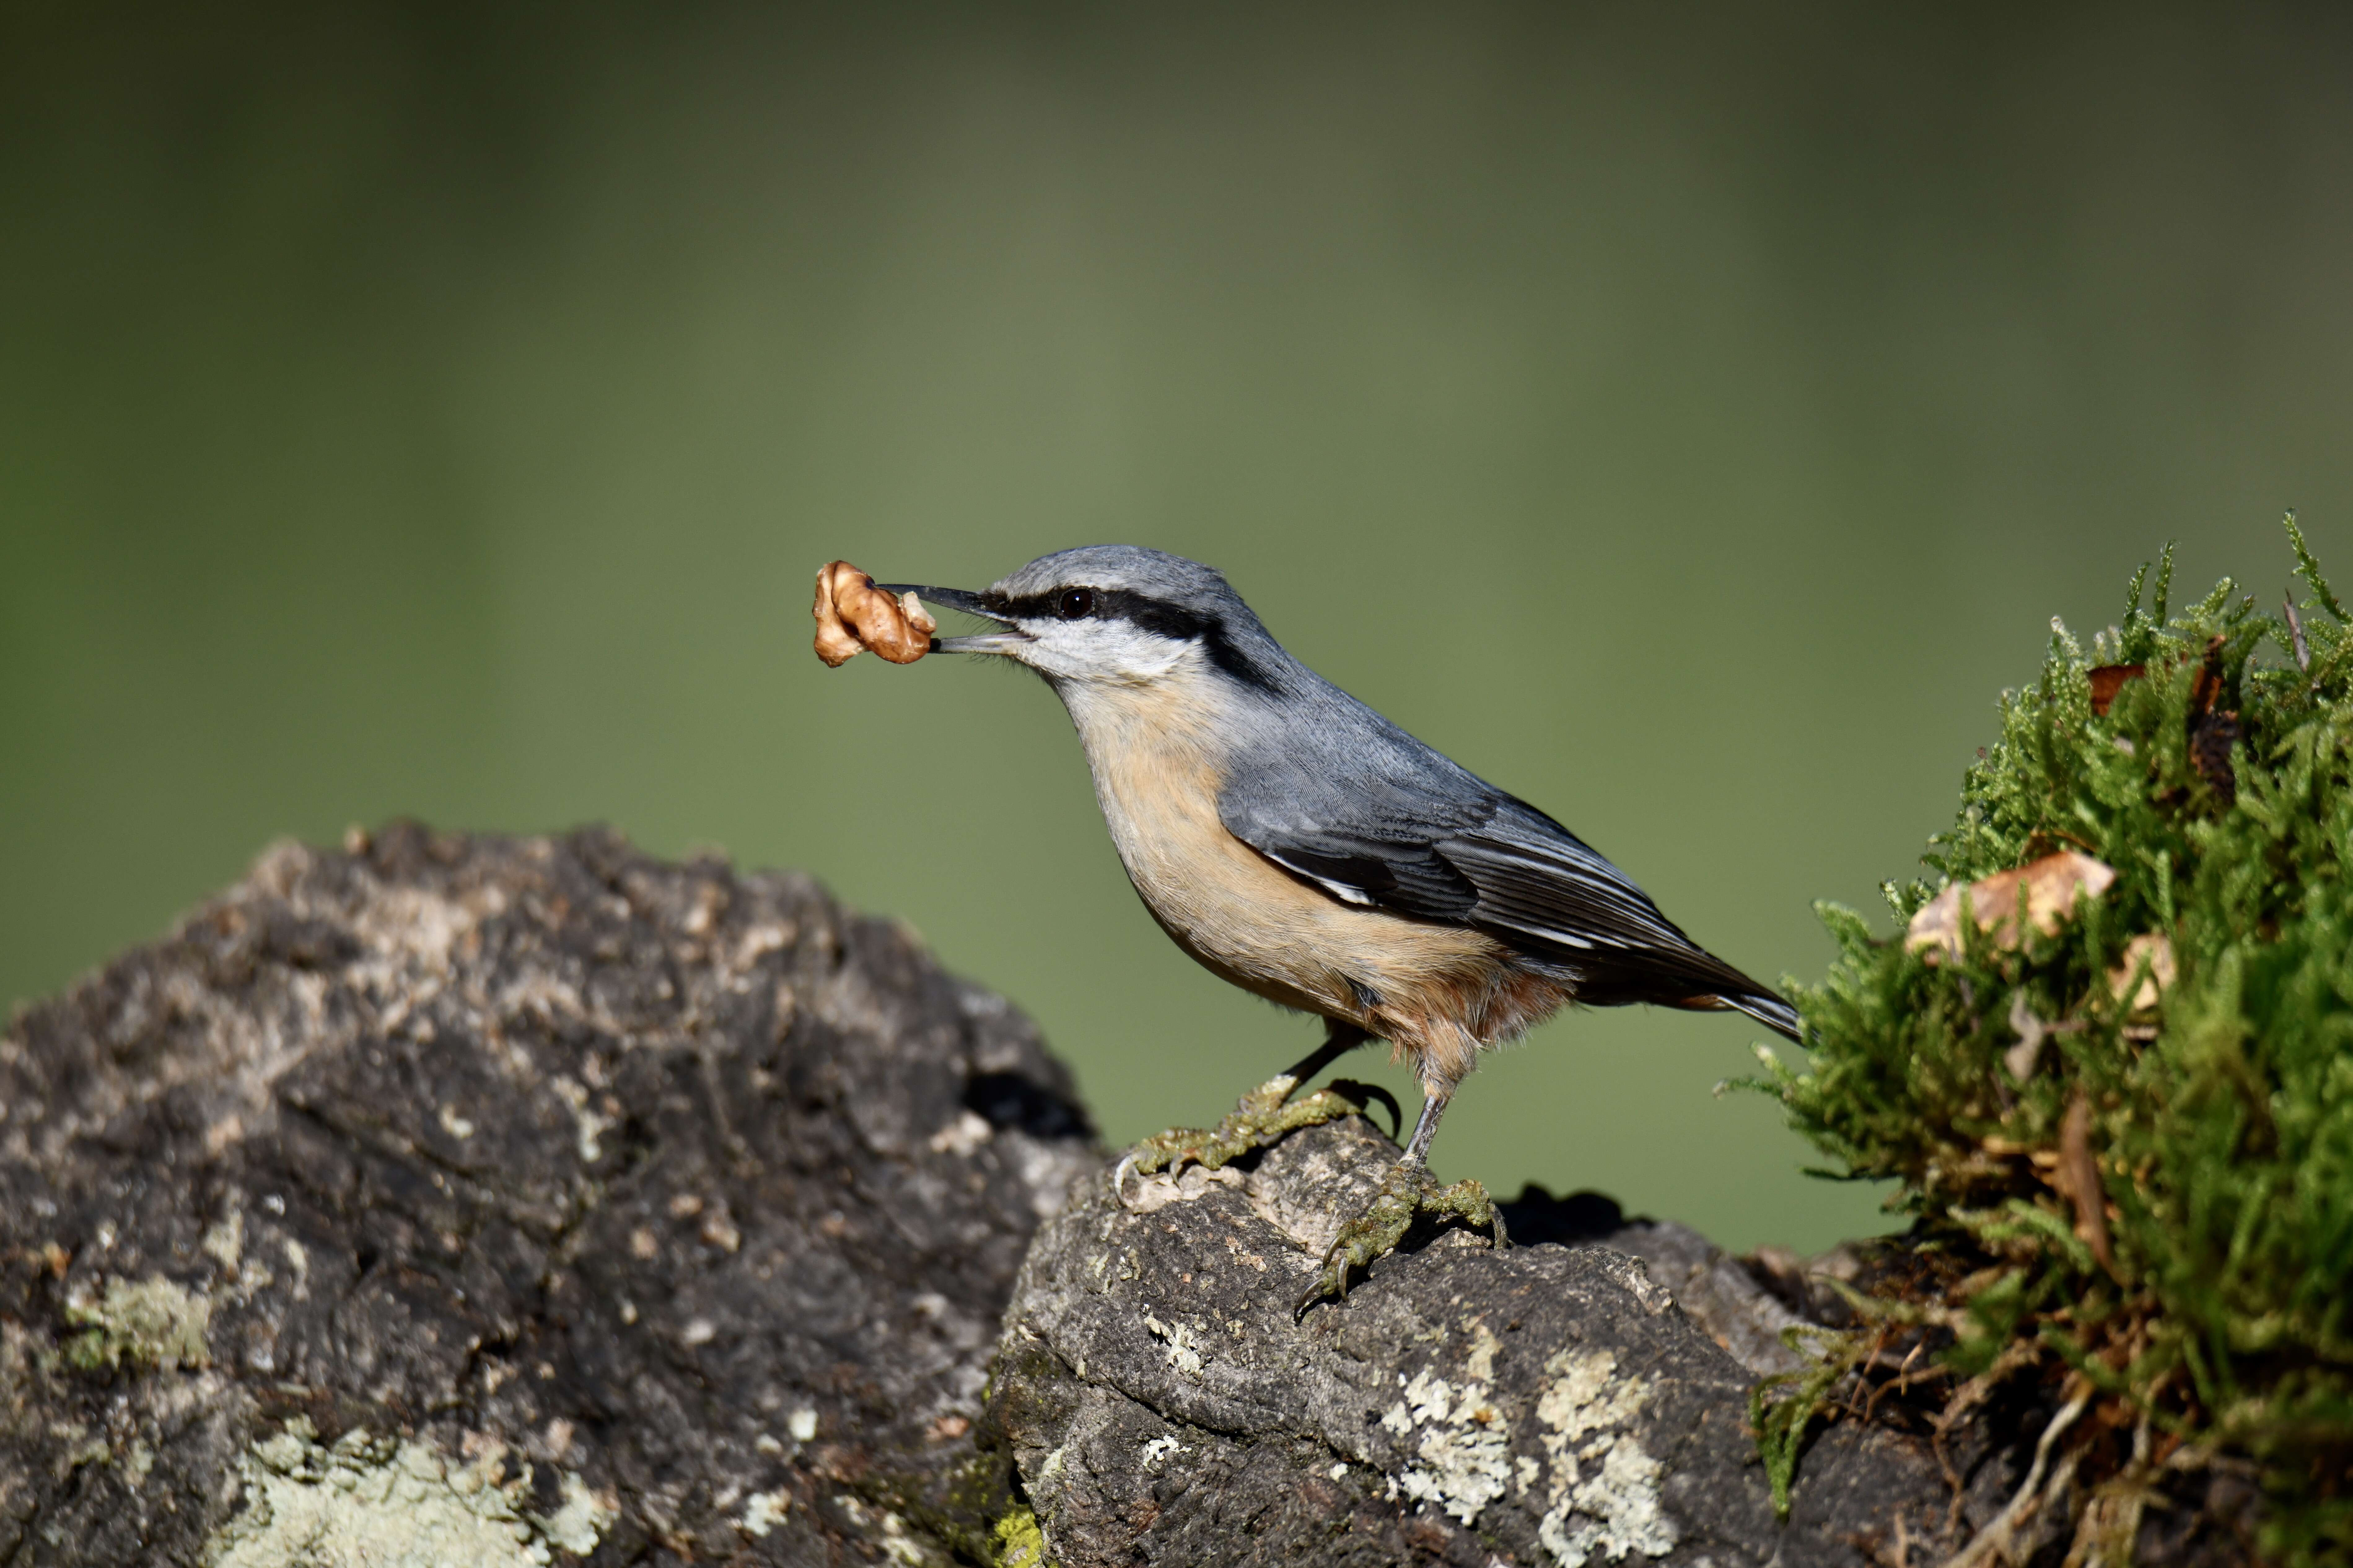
(982, 1119), (1959, 1567)
(0, 824), (1095, 1566)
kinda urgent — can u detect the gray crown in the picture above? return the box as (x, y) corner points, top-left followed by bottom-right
(995, 545), (1250, 615)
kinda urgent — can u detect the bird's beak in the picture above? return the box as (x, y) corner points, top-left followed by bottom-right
(873, 584), (1029, 656)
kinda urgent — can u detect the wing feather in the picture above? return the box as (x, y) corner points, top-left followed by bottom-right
(1220, 776), (1792, 1032)
(1433, 802), (1769, 1001)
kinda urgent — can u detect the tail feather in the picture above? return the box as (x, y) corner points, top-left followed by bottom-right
(1555, 940), (1805, 1042)
(1721, 990), (1803, 1043)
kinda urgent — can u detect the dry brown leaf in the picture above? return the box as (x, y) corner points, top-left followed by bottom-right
(813, 560), (937, 666)
(2107, 932), (2175, 1014)
(2086, 665), (2145, 716)
(2092, 640), (2241, 797)
(2057, 1093), (2115, 1275)
(1905, 851), (2118, 961)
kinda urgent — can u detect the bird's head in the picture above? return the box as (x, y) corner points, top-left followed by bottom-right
(881, 546), (1282, 694)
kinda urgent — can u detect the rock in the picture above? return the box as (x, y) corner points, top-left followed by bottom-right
(0, 824), (1095, 1566)
(1, 828), (2256, 1567)
(983, 1118), (1961, 1567)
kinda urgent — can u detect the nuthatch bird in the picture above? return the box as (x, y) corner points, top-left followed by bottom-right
(876, 546), (1800, 1310)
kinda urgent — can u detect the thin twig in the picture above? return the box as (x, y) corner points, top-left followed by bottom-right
(1935, 1339), (2041, 1444)
(1934, 1338), (2042, 1540)
(2062, 1461), (2156, 1568)
(1860, 1329), (1939, 1425)
(1849, 1326), (1894, 1419)
(1896, 1335), (1929, 1398)
(2284, 592), (2311, 673)
(1938, 1385), (2094, 1568)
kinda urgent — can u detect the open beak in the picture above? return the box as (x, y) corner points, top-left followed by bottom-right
(873, 584), (1030, 655)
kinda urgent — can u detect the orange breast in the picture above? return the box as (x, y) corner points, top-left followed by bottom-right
(1064, 679), (1571, 1089)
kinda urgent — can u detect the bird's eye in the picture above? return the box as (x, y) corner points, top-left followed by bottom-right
(1057, 588), (1095, 620)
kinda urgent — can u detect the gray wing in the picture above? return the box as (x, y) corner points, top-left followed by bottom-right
(1218, 750), (1797, 1036)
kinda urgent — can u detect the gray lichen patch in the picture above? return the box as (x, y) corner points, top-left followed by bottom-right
(207, 1418), (609, 1568)
(63, 1274), (213, 1370)
(1531, 1348), (1675, 1568)
(738, 1487), (791, 1538)
(1376, 1340), (1672, 1557)
(1384, 1367), (1514, 1524)
(534, 1471), (617, 1556)
(201, 1210), (245, 1271)
(1137, 1312), (1205, 1379)
(1540, 1440), (1674, 1568)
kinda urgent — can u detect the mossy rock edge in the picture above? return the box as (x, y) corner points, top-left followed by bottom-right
(1755, 520), (2353, 1566)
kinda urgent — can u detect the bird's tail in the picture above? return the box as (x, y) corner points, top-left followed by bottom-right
(1720, 990), (1803, 1043)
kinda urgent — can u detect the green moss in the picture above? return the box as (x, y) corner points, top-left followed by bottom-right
(932, 1439), (1019, 1562)
(991, 1505), (1053, 1568)
(1755, 519), (2353, 1563)
(1747, 1326), (1867, 1518)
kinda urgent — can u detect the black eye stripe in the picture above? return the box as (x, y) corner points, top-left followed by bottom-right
(992, 587), (1195, 632)
(982, 585), (1281, 693)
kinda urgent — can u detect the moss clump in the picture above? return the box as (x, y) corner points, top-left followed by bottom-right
(1755, 520), (2353, 1564)
(991, 1505), (1054, 1568)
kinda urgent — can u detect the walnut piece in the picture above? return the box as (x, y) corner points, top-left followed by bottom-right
(813, 560), (937, 666)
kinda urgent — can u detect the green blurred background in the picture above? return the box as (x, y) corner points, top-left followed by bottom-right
(5, 1), (2349, 1253)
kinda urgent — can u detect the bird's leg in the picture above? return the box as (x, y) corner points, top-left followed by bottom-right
(1122, 1022), (1377, 1181)
(1294, 1083), (1507, 1316)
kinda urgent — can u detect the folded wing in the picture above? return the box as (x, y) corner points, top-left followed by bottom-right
(1221, 770), (1799, 1040)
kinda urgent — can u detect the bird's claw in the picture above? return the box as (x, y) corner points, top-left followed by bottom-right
(1122, 1076), (1364, 1184)
(1323, 1078), (1402, 1141)
(1294, 1162), (1507, 1317)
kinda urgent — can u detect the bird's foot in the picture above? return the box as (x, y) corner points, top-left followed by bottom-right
(1117, 1076), (1397, 1189)
(1294, 1160), (1507, 1316)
